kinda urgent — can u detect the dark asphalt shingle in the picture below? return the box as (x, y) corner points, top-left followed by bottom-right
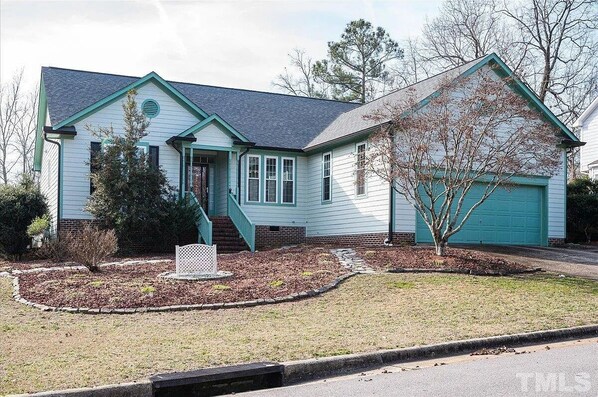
(42, 67), (360, 150)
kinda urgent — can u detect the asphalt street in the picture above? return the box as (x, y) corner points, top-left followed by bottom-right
(234, 338), (598, 396)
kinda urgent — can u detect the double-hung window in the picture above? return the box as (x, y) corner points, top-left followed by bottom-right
(356, 143), (366, 196)
(265, 156), (278, 203)
(282, 158), (295, 204)
(322, 152), (332, 202)
(247, 155), (261, 202)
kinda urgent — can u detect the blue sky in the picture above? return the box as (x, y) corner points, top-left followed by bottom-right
(1, 0), (442, 92)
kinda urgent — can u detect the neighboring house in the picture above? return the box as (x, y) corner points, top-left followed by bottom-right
(34, 54), (581, 251)
(573, 97), (598, 180)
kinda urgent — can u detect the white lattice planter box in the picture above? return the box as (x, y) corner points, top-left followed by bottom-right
(160, 244), (232, 281)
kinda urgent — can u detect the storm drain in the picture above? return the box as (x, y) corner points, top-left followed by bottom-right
(150, 362), (283, 397)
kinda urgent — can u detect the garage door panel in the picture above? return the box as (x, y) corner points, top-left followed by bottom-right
(416, 183), (543, 246)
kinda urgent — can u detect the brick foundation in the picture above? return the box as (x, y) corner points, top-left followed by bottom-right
(548, 238), (566, 246)
(306, 232), (415, 247)
(255, 225), (306, 249)
(58, 218), (98, 237)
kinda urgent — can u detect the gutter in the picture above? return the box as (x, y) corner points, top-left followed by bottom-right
(43, 132), (61, 236)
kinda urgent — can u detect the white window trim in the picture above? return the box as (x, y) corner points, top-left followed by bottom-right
(246, 154), (261, 203)
(322, 152), (332, 202)
(281, 157), (295, 204)
(264, 156), (278, 203)
(356, 142), (367, 197)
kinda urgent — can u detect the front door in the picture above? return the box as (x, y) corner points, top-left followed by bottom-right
(189, 164), (209, 214)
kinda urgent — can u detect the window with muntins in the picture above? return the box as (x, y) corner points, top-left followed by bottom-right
(282, 158), (295, 204)
(247, 155), (260, 202)
(322, 152), (331, 202)
(265, 157), (278, 203)
(356, 143), (366, 196)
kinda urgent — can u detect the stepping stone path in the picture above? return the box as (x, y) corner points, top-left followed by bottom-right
(331, 248), (375, 274)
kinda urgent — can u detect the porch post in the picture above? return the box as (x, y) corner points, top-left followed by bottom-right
(189, 147), (194, 192)
(227, 151), (232, 215)
(182, 145), (186, 195)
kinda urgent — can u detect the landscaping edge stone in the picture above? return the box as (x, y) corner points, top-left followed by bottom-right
(386, 267), (543, 276)
(11, 324), (598, 397)
(9, 272), (356, 314)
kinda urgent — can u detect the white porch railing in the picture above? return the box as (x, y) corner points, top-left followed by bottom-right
(227, 193), (255, 252)
(186, 192), (213, 246)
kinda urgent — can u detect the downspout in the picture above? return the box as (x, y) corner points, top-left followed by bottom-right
(237, 147), (250, 203)
(385, 128), (395, 246)
(43, 132), (61, 237)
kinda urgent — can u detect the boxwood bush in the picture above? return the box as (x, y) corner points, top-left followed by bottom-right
(0, 183), (48, 259)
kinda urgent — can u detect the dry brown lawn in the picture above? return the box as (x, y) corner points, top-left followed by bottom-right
(1, 273), (597, 395)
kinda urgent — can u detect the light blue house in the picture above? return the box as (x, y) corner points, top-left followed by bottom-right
(34, 54), (580, 252)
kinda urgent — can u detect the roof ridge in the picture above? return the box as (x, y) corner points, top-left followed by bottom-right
(42, 66), (362, 107)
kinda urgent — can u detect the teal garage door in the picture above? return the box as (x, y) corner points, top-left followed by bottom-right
(416, 183), (544, 245)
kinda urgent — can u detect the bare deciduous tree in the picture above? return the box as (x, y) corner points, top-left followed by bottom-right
(421, 0), (511, 68)
(0, 70), (39, 184)
(502, 0), (598, 124)
(0, 71), (24, 184)
(388, 37), (433, 89)
(273, 48), (329, 98)
(14, 85), (38, 178)
(364, 66), (562, 256)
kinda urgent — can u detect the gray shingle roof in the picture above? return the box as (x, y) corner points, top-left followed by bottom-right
(304, 57), (486, 149)
(41, 67), (360, 150)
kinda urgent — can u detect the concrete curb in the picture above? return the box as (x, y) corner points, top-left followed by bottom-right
(282, 324), (598, 384)
(8, 380), (151, 397)
(10, 324), (597, 396)
(10, 271), (356, 314)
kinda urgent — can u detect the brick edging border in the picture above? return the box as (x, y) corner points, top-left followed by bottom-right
(8, 270), (356, 314)
(11, 324), (598, 397)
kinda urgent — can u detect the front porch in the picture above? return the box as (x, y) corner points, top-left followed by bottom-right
(180, 146), (256, 252)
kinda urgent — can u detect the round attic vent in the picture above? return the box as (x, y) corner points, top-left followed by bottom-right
(141, 99), (160, 118)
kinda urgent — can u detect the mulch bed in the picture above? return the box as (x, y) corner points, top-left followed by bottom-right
(17, 247), (347, 309)
(356, 246), (532, 275)
(2, 254), (173, 272)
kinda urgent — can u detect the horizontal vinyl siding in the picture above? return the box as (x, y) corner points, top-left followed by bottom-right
(580, 110), (598, 174)
(394, 193), (416, 233)
(240, 151), (307, 227)
(306, 143), (389, 237)
(39, 137), (59, 231)
(194, 124), (233, 147)
(63, 82), (200, 220)
(547, 150), (566, 239)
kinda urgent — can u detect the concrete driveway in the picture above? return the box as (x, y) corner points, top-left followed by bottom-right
(466, 245), (598, 281)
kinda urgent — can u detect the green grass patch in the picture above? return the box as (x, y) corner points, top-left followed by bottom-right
(212, 284), (231, 291)
(269, 280), (284, 288)
(387, 280), (415, 289)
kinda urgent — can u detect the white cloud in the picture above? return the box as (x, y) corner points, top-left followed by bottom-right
(0, 0), (441, 92)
